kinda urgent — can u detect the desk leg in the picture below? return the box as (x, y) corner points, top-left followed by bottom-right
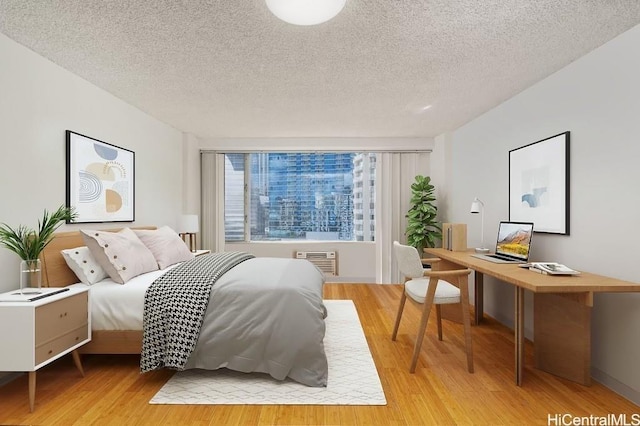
(515, 287), (524, 386)
(534, 292), (592, 385)
(474, 271), (484, 325)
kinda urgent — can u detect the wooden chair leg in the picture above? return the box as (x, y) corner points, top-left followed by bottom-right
(435, 305), (443, 341)
(391, 291), (407, 341)
(410, 278), (438, 373)
(458, 276), (474, 373)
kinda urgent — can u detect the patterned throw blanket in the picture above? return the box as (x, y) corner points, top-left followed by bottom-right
(140, 251), (255, 373)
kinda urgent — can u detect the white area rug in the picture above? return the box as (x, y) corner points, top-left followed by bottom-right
(150, 299), (386, 405)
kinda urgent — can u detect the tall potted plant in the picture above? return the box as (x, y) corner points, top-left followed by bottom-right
(405, 175), (442, 254)
(0, 205), (76, 293)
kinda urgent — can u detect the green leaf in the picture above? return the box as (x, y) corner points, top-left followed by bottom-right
(404, 174), (441, 249)
(0, 205), (76, 260)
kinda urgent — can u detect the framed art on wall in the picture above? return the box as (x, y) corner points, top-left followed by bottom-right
(66, 130), (135, 223)
(508, 131), (570, 235)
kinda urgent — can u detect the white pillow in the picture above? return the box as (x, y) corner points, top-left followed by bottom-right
(61, 246), (108, 285)
(81, 228), (159, 284)
(134, 226), (194, 269)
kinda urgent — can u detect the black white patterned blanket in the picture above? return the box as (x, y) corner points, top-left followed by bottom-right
(140, 251), (255, 373)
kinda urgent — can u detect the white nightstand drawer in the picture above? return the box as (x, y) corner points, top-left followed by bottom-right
(35, 292), (88, 344)
(35, 324), (89, 365)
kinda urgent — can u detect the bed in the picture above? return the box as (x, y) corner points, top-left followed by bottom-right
(40, 227), (328, 387)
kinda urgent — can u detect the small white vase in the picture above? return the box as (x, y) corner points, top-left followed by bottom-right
(20, 259), (42, 295)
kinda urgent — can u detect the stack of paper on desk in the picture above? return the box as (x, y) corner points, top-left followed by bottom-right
(529, 262), (580, 275)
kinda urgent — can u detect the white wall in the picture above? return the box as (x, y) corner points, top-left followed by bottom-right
(227, 241), (376, 282)
(431, 133), (453, 223)
(441, 24), (640, 403)
(182, 133), (201, 219)
(0, 33), (184, 294)
(199, 137), (434, 152)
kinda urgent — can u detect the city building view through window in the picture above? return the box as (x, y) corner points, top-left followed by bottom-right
(224, 153), (376, 242)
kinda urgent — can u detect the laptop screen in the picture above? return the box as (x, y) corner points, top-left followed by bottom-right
(495, 222), (534, 260)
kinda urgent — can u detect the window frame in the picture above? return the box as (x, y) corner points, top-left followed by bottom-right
(224, 152), (376, 243)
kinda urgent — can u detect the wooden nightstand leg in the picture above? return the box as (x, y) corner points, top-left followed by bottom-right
(72, 350), (85, 377)
(28, 371), (36, 412)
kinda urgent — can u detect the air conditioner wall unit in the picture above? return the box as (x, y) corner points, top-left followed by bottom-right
(294, 251), (338, 276)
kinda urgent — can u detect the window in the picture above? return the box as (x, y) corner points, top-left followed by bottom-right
(224, 153), (376, 242)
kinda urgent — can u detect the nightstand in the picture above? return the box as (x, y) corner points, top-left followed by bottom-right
(0, 286), (90, 412)
(194, 249), (211, 257)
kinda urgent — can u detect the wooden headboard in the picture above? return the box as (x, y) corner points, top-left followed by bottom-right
(41, 227), (156, 287)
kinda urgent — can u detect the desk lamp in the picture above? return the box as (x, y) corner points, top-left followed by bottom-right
(178, 214), (199, 252)
(470, 198), (489, 253)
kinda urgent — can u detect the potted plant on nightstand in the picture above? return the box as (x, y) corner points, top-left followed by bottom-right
(0, 205), (76, 294)
(405, 175), (442, 255)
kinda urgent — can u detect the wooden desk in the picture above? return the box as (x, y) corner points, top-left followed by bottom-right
(424, 248), (640, 386)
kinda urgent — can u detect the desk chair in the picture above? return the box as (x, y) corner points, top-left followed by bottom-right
(392, 241), (474, 373)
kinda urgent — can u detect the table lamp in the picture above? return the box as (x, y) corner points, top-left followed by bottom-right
(470, 198), (489, 253)
(178, 214), (199, 252)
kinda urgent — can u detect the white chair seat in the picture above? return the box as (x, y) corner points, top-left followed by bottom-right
(405, 278), (461, 305)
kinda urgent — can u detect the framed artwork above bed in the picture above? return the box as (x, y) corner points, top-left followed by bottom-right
(66, 130), (135, 223)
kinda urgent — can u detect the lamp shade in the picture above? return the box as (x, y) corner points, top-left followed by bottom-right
(470, 198), (483, 214)
(265, 0), (346, 26)
(178, 214), (199, 233)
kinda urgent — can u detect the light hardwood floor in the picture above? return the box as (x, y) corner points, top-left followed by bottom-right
(0, 284), (637, 425)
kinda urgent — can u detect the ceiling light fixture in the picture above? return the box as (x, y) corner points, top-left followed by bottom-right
(265, 0), (347, 26)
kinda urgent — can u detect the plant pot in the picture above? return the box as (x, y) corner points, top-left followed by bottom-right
(20, 259), (42, 295)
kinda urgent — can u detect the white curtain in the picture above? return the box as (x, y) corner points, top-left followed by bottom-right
(200, 152), (226, 252)
(375, 152), (431, 284)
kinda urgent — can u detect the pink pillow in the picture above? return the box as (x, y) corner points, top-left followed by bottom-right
(134, 226), (194, 269)
(81, 228), (159, 284)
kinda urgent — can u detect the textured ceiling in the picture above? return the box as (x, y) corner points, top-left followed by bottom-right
(1, 1), (639, 139)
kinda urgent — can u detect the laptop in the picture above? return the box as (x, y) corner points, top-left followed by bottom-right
(471, 221), (534, 264)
